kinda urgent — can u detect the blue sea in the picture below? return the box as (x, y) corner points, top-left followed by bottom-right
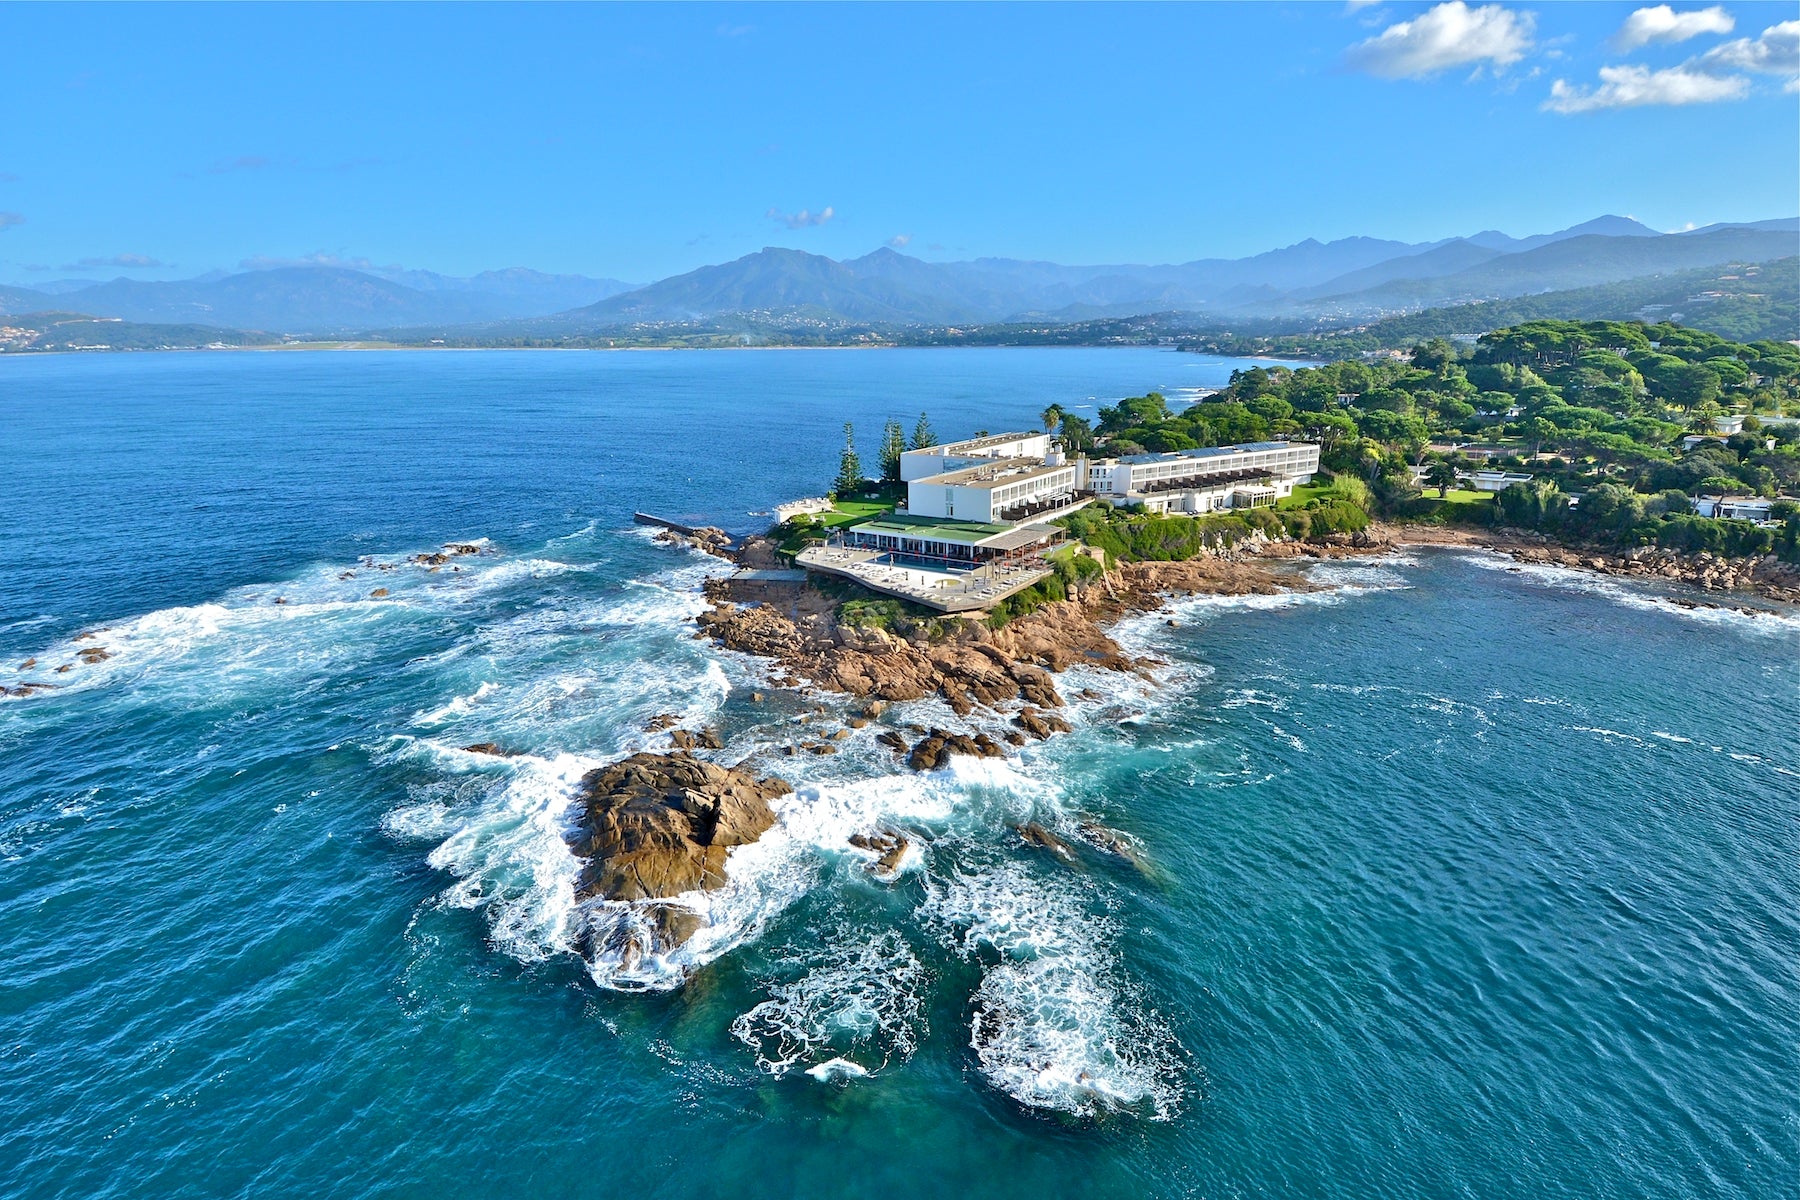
(2, 348), (1796, 1199)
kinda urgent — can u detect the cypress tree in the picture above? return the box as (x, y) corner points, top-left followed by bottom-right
(834, 422), (864, 495)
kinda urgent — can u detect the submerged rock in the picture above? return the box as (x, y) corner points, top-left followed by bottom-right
(460, 742), (518, 757)
(1013, 821), (1078, 863)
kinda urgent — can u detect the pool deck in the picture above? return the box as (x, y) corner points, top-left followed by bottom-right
(794, 545), (1053, 613)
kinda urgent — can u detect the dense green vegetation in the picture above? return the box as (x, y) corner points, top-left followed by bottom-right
(1050, 318), (1800, 563)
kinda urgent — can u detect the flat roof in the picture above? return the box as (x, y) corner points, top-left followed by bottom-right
(912, 460), (1075, 490)
(902, 431), (1043, 456)
(1115, 440), (1302, 465)
(848, 513), (1059, 549)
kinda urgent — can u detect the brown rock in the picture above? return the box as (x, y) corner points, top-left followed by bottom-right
(1013, 706), (1074, 740)
(370, 588), (389, 599)
(567, 751), (789, 908)
(849, 829), (911, 878)
(907, 727), (1007, 771)
(460, 742), (517, 757)
(1013, 821), (1077, 862)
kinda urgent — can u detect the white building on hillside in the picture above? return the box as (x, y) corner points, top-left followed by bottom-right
(1083, 441), (1320, 515)
(1693, 495), (1774, 523)
(899, 431), (1052, 481)
(905, 454), (1083, 523)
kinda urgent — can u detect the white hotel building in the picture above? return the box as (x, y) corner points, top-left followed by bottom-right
(898, 432), (1320, 522)
(1084, 441), (1321, 515)
(802, 431), (1323, 612)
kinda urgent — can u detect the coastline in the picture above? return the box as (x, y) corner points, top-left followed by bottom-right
(673, 518), (1798, 752)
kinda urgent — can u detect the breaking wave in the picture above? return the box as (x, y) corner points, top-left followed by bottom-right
(922, 860), (1182, 1120)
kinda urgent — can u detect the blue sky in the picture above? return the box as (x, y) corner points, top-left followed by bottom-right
(2, 2), (1795, 284)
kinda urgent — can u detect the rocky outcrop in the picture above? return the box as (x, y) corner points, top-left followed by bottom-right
(848, 829), (911, 879)
(409, 542), (487, 567)
(698, 586), (1151, 722)
(907, 728), (1007, 771)
(1013, 706), (1074, 740)
(1507, 544), (1800, 604)
(566, 752), (790, 905)
(653, 525), (733, 559)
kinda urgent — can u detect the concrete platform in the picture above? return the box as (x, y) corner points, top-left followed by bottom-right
(795, 545), (1051, 613)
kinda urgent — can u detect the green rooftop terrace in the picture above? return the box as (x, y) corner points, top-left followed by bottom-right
(847, 512), (1016, 545)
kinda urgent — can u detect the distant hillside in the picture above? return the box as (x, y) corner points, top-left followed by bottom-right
(1179, 258), (1799, 359)
(1308, 227), (1797, 316)
(7, 215), (1796, 341)
(0, 265), (635, 332)
(0, 311), (280, 352)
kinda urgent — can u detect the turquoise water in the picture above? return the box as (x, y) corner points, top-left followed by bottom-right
(2, 349), (1796, 1199)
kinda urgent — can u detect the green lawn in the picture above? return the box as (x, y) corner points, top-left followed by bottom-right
(1277, 484), (1334, 510)
(813, 499), (896, 528)
(1426, 488), (1495, 504)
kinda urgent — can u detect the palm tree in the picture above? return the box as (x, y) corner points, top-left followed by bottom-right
(1040, 403), (1065, 434)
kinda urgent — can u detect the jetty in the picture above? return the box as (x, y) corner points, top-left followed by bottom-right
(634, 512), (734, 549)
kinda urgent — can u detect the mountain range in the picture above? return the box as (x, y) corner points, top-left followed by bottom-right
(2, 216), (1794, 337)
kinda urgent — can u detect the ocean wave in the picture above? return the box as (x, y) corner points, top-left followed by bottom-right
(921, 861), (1181, 1120)
(1456, 553), (1800, 637)
(0, 540), (589, 704)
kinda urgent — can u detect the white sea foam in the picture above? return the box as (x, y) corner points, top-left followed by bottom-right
(390, 749), (599, 965)
(1457, 553), (1800, 637)
(413, 681), (503, 726)
(921, 861), (1180, 1120)
(804, 1057), (870, 1082)
(731, 927), (929, 1076)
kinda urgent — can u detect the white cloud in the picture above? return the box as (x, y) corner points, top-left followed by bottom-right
(1345, 1), (1535, 79)
(886, 234), (912, 249)
(766, 206), (834, 229)
(1612, 6), (1734, 52)
(1693, 18), (1800, 75)
(1543, 63), (1749, 112)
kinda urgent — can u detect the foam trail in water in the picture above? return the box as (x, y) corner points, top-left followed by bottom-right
(922, 860), (1180, 1120)
(731, 927), (929, 1076)
(1457, 552), (1800, 637)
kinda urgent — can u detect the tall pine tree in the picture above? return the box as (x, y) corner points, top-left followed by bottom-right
(910, 412), (937, 450)
(878, 419), (906, 482)
(834, 422), (864, 496)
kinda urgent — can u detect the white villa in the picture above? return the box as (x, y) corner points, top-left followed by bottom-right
(1693, 495), (1775, 523)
